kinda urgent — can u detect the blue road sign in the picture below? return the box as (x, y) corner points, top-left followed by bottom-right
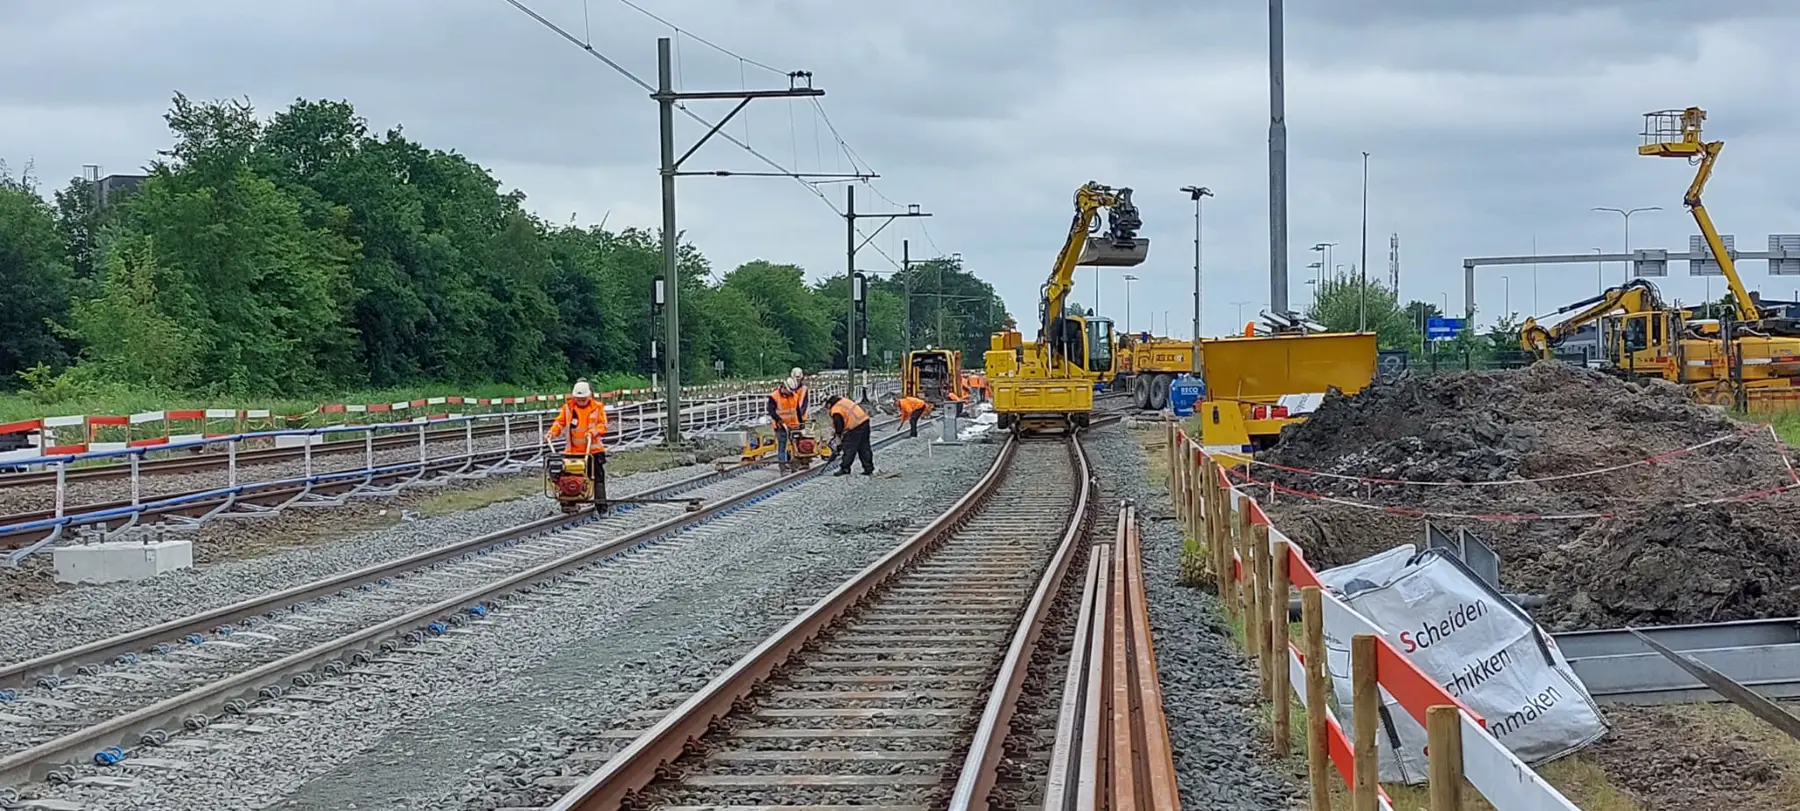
(1425, 317), (1466, 341)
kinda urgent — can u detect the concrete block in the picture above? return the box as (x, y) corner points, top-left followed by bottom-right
(53, 539), (194, 584)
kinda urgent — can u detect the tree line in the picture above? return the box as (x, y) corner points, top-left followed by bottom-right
(0, 94), (1007, 398)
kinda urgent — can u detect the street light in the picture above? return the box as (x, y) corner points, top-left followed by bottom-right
(1180, 185), (1213, 343)
(1360, 151), (1371, 332)
(1591, 205), (1660, 285)
(1123, 274), (1140, 334)
(1312, 242), (1337, 287)
(1230, 300), (1253, 326)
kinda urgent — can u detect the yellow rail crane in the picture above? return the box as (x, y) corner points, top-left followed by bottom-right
(986, 181), (1147, 434)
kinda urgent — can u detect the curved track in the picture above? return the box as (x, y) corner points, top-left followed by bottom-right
(545, 432), (1097, 810)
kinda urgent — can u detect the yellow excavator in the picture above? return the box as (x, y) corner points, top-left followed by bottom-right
(986, 181), (1147, 434)
(1521, 108), (1800, 407)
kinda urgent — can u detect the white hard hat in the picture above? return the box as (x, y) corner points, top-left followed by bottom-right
(572, 380), (593, 399)
(790, 367), (804, 379)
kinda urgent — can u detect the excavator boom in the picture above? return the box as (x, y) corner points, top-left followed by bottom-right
(1519, 280), (1665, 358)
(1639, 107), (1762, 322)
(1039, 182), (1148, 343)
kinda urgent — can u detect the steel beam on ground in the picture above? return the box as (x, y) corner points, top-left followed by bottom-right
(1552, 617), (1800, 705)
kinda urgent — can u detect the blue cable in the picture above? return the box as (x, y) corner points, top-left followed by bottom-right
(93, 747), (125, 766)
(0, 688), (15, 702)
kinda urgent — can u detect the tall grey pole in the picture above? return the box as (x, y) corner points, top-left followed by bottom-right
(1268, 0), (1289, 314)
(1193, 196), (1202, 341)
(845, 184), (857, 399)
(902, 239), (912, 354)
(656, 37), (682, 444)
(1359, 150), (1369, 331)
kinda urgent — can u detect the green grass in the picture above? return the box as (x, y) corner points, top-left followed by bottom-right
(1768, 411), (1800, 445)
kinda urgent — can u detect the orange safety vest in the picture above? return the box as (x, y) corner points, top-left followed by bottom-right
(830, 399), (870, 432)
(897, 396), (931, 419)
(549, 398), (608, 454)
(770, 387), (803, 429)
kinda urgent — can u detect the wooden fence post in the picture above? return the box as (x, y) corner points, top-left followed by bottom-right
(1235, 493), (1254, 618)
(1351, 634), (1379, 811)
(1302, 587), (1331, 811)
(1272, 540), (1293, 755)
(1427, 705), (1465, 811)
(1207, 464), (1232, 609)
(1254, 523), (1274, 699)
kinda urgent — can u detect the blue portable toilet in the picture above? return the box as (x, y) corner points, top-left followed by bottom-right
(1168, 374), (1205, 417)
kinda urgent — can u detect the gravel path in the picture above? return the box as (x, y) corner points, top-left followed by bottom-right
(1085, 421), (1306, 810)
(10, 430), (1001, 811)
(0, 461), (723, 667)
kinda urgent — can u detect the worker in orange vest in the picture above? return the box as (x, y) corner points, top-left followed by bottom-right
(545, 379), (610, 505)
(767, 374), (808, 462)
(896, 395), (933, 438)
(826, 395), (874, 476)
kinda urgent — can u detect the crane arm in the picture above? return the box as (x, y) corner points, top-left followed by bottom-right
(1037, 182), (1145, 348)
(1519, 280), (1663, 357)
(1685, 140), (1762, 321)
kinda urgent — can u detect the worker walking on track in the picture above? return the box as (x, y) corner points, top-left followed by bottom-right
(768, 373), (808, 462)
(825, 394), (874, 476)
(896, 395), (932, 438)
(545, 379), (610, 507)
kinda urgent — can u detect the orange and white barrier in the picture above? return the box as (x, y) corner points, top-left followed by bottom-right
(1167, 423), (1583, 811)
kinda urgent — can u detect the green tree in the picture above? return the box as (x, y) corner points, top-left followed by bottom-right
(67, 233), (201, 388)
(1304, 276), (1418, 350)
(0, 164), (76, 384)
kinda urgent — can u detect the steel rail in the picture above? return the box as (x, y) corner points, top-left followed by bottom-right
(0, 422), (915, 789)
(0, 462), (754, 691)
(947, 436), (1096, 810)
(548, 431), (1092, 811)
(0, 396), (756, 488)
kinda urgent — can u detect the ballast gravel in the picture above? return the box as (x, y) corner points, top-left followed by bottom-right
(1086, 420), (1306, 810)
(17, 428), (1001, 811)
(0, 461), (720, 668)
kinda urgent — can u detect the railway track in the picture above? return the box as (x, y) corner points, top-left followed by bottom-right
(0, 419), (913, 794)
(541, 432), (1098, 810)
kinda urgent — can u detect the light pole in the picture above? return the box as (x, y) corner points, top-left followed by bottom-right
(1231, 300), (1253, 326)
(1123, 274), (1140, 334)
(1591, 205), (1661, 285)
(1310, 243), (1329, 289)
(1591, 247), (1603, 295)
(1359, 150), (1370, 331)
(1305, 278), (1319, 309)
(1180, 185), (1213, 345)
(1502, 275), (1511, 316)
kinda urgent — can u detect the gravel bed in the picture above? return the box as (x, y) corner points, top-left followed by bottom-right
(1085, 421), (1306, 810)
(10, 430), (1001, 811)
(0, 469), (785, 759)
(0, 460), (727, 667)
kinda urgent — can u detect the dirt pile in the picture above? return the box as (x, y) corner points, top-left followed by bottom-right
(1254, 361), (1800, 630)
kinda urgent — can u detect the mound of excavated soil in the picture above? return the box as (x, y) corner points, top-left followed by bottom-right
(1255, 361), (1800, 630)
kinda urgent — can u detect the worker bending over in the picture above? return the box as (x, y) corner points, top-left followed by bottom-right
(545, 379), (609, 507)
(896, 395), (932, 438)
(767, 370), (808, 462)
(825, 394), (874, 476)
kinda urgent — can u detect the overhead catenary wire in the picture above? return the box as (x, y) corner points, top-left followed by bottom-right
(499, 0), (918, 271)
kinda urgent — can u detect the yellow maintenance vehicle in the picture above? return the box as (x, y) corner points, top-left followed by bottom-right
(986, 181), (1146, 434)
(1520, 108), (1800, 408)
(901, 347), (969, 406)
(1193, 313), (1377, 460)
(1112, 331), (1196, 410)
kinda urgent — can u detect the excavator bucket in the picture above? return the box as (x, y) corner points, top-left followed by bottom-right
(1077, 237), (1150, 267)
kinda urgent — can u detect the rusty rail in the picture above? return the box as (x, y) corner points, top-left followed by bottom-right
(547, 433), (1096, 810)
(1048, 501), (1182, 811)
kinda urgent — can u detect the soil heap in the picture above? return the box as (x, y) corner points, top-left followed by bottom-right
(1254, 361), (1800, 630)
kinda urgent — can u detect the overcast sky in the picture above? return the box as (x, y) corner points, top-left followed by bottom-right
(5, 0), (1800, 341)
